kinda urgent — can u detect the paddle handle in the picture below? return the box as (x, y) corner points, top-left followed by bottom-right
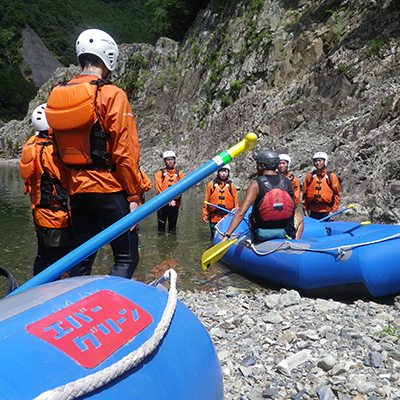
(318, 205), (354, 222)
(11, 133), (257, 295)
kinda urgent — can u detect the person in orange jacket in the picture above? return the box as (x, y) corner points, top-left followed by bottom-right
(154, 151), (185, 233)
(278, 154), (300, 208)
(202, 165), (239, 238)
(20, 104), (72, 276)
(45, 29), (142, 279)
(303, 152), (341, 220)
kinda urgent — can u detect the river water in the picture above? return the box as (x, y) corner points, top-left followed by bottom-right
(0, 162), (264, 297)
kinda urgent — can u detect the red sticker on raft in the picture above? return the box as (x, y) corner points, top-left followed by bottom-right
(26, 290), (153, 368)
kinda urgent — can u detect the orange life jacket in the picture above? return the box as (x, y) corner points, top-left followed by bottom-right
(45, 79), (114, 170)
(20, 135), (68, 211)
(160, 168), (181, 191)
(304, 171), (334, 206)
(208, 180), (235, 213)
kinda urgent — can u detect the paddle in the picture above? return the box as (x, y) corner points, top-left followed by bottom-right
(343, 220), (371, 234)
(204, 201), (249, 223)
(10, 132), (257, 295)
(318, 204), (354, 222)
(201, 229), (250, 270)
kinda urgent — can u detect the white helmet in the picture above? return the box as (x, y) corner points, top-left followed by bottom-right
(32, 103), (49, 133)
(163, 150), (176, 159)
(313, 152), (328, 167)
(76, 29), (119, 72)
(279, 154), (291, 168)
(218, 164), (231, 171)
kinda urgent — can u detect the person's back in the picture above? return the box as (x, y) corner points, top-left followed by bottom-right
(20, 104), (71, 276)
(220, 150), (303, 243)
(45, 29), (142, 279)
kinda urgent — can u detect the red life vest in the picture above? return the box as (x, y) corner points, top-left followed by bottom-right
(45, 79), (113, 170)
(252, 174), (295, 229)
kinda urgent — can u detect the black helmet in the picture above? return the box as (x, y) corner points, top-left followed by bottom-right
(255, 150), (279, 170)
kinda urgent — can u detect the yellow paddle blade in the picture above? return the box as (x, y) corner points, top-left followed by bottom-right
(361, 221), (371, 225)
(201, 238), (238, 270)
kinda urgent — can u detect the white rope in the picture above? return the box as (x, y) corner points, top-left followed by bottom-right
(34, 269), (178, 400)
(250, 233), (400, 256)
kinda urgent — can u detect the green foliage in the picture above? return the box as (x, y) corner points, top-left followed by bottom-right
(375, 324), (400, 340)
(116, 53), (151, 99)
(363, 39), (385, 58)
(145, 0), (210, 42)
(229, 80), (242, 101)
(0, 0), (211, 121)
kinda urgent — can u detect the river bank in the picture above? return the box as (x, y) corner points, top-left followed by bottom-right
(179, 287), (400, 400)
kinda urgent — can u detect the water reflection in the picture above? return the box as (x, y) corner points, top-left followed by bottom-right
(0, 163), (262, 297)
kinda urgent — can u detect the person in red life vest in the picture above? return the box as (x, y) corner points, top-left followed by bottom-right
(20, 104), (72, 276)
(303, 152), (341, 221)
(278, 154), (300, 208)
(221, 150), (304, 243)
(45, 29), (142, 279)
(202, 165), (239, 239)
(154, 151), (185, 233)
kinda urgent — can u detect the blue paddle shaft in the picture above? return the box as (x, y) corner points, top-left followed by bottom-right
(11, 161), (222, 294)
(11, 133), (257, 295)
(318, 206), (352, 222)
(206, 202), (249, 223)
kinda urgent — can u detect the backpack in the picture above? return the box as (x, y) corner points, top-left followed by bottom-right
(256, 175), (295, 222)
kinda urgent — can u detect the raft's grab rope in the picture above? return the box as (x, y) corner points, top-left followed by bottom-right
(250, 232), (400, 256)
(34, 269), (178, 400)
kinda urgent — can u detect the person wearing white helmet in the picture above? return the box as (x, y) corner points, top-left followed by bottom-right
(202, 164), (239, 238)
(303, 152), (341, 220)
(45, 29), (142, 279)
(278, 154), (300, 208)
(20, 104), (71, 277)
(154, 151), (185, 233)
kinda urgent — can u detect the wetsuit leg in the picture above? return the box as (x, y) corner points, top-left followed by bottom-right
(33, 235), (47, 276)
(69, 192), (139, 278)
(157, 206), (168, 233)
(309, 211), (330, 220)
(167, 206), (179, 232)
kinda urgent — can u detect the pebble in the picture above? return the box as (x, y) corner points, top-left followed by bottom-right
(178, 288), (400, 400)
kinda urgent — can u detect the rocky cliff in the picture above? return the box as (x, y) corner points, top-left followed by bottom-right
(1, 0), (400, 223)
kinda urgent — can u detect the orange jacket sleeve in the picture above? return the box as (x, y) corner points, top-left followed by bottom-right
(230, 183), (240, 209)
(99, 85), (141, 201)
(330, 173), (341, 213)
(202, 181), (214, 220)
(154, 170), (163, 194)
(292, 176), (300, 208)
(302, 173), (312, 211)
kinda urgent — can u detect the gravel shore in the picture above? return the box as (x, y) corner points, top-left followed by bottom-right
(179, 287), (400, 400)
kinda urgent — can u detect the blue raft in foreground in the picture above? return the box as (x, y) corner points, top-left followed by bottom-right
(214, 209), (400, 298)
(0, 274), (223, 399)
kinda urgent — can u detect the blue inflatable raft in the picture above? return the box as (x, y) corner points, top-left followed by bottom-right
(214, 209), (400, 298)
(0, 274), (223, 399)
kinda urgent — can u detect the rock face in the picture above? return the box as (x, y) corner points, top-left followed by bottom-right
(1, 0), (400, 222)
(21, 26), (64, 88)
